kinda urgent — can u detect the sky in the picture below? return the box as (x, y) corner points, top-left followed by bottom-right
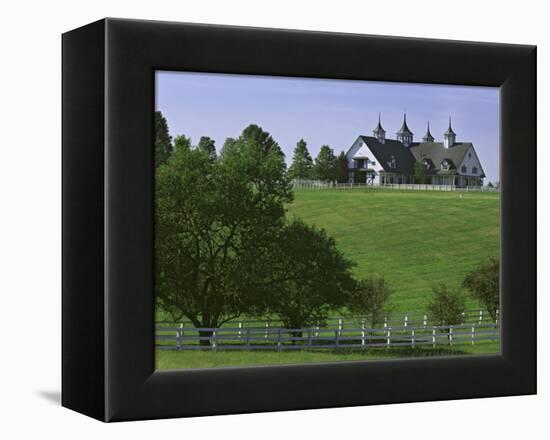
(156, 71), (500, 183)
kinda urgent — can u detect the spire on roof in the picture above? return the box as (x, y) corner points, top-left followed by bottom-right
(443, 116), (457, 148)
(444, 116), (456, 136)
(422, 121), (434, 142)
(396, 113), (414, 147)
(373, 112), (386, 143)
(396, 113), (413, 135)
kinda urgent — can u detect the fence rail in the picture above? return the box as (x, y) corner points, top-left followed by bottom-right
(290, 180), (498, 192)
(156, 322), (499, 351)
(156, 309), (499, 333)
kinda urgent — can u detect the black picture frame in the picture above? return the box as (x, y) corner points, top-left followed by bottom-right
(62, 18), (536, 422)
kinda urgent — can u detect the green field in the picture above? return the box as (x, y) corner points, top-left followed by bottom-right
(287, 188), (500, 313)
(155, 188), (500, 369)
(156, 341), (500, 370)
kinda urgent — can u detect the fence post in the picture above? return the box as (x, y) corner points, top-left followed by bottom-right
(177, 323), (184, 351)
(386, 327), (391, 347)
(411, 328), (415, 347)
(361, 324), (366, 350)
(315, 320), (320, 337)
(479, 310), (483, 325)
(423, 314), (427, 328)
(238, 321), (243, 339)
(495, 309), (500, 325)
(432, 327), (436, 348)
(404, 314), (408, 327)
(449, 326), (453, 346)
(277, 328), (282, 351)
(338, 318), (343, 331)
(471, 325), (475, 345)
(334, 329), (341, 350)
(265, 321), (269, 340)
(384, 316), (388, 328)
(307, 328), (313, 350)
(212, 329), (217, 351)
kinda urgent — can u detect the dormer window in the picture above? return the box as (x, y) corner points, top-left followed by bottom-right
(441, 159), (450, 171)
(472, 166), (478, 174)
(389, 156), (397, 169)
(422, 159), (431, 170)
(461, 165), (467, 173)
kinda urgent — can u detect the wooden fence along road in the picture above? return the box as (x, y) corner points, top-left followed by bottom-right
(156, 321), (500, 352)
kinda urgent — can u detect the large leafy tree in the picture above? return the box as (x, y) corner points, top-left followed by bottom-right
(313, 145), (337, 182)
(348, 275), (393, 328)
(155, 125), (293, 342)
(463, 257), (499, 320)
(267, 219), (356, 336)
(197, 136), (216, 161)
(154, 111), (173, 167)
(335, 151), (349, 183)
(288, 139), (314, 180)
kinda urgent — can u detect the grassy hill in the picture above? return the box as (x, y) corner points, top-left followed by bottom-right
(286, 188), (500, 313)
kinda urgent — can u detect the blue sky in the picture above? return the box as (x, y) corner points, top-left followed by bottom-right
(156, 71), (500, 183)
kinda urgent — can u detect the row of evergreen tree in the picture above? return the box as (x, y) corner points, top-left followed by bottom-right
(155, 111), (349, 182)
(287, 139), (349, 183)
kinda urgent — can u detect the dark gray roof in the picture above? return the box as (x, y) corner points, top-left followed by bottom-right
(409, 142), (485, 177)
(358, 136), (416, 174)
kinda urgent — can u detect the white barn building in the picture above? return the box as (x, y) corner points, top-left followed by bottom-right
(345, 115), (485, 187)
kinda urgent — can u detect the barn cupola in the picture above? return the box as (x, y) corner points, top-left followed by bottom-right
(396, 113), (414, 147)
(422, 121), (434, 143)
(372, 113), (386, 144)
(443, 116), (457, 148)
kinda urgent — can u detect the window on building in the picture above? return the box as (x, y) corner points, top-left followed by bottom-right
(468, 153), (472, 159)
(461, 165), (467, 173)
(441, 160), (450, 171)
(472, 166), (478, 174)
(389, 156), (396, 169)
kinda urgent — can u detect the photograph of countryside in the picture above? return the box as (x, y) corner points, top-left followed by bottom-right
(154, 72), (500, 370)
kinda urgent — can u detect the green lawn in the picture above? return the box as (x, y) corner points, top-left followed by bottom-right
(287, 188), (500, 313)
(155, 188), (500, 369)
(156, 341), (500, 370)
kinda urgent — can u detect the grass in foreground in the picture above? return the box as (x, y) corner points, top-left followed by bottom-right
(287, 188), (500, 312)
(156, 341), (500, 370)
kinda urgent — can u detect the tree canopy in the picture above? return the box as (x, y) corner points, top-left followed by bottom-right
(463, 258), (499, 320)
(335, 151), (349, 183)
(288, 139), (314, 180)
(266, 219), (356, 332)
(154, 111), (173, 166)
(155, 124), (293, 334)
(313, 145), (337, 182)
(427, 284), (466, 327)
(348, 275), (393, 328)
(197, 136), (217, 161)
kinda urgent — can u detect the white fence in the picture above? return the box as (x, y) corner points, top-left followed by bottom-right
(156, 309), (499, 334)
(291, 180), (498, 192)
(156, 322), (499, 351)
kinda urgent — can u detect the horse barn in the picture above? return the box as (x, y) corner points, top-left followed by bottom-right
(345, 114), (485, 187)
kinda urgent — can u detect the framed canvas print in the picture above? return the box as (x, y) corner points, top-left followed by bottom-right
(62, 18), (536, 422)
